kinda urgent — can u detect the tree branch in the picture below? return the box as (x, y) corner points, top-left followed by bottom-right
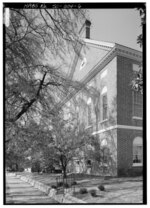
(8, 72), (47, 123)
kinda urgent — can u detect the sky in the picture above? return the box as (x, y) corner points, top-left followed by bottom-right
(88, 9), (142, 51)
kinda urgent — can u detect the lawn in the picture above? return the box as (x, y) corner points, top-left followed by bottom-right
(15, 172), (143, 203)
(72, 176), (143, 203)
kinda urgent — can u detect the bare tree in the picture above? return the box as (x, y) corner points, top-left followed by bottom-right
(48, 115), (91, 178)
(5, 8), (87, 142)
(70, 85), (117, 176)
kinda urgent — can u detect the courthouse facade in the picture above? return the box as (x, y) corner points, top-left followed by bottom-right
(65, 21), (143, 176)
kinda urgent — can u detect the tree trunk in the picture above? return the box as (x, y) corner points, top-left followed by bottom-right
(60, 154), (68, 179)
(15, 163), (18, 171)
(63, 167), (67, 179)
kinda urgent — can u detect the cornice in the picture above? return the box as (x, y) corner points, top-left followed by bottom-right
(86, 42), (112, 51)
(84, 38), (115, 48)
(115, 44), (142, 62)
(81, 44), (142, 85)
(83, 38), (114, 51)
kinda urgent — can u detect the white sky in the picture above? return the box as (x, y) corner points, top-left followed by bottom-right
(88, 9), (142, 51)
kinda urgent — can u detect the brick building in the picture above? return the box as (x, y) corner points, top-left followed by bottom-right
(65, 21), (143, 176)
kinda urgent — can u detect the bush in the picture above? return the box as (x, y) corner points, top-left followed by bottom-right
(71, 181), (77, 186)
(51, 185), (57, 189)
(98, 185), (105, 191)
(18, 167), (24, 172)
(57, 182), (63, 187)
(79, 188), (88, 194)
(90, 189), (97, 197)
(64, 183), (70, 188)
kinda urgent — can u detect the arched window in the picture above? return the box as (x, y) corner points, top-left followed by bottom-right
(133, 137), (143, 166)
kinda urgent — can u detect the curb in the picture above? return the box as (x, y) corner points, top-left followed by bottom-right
(17, 174), (86, 203)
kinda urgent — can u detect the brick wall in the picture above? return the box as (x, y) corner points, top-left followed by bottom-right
(117, 56), (141, 126)
(117, 128), (143, 176)
(116, 55), (143, 176)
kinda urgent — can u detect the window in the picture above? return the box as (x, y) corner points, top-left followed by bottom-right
(133, 91), (143, 118)
(80, 57), (87, 70)
(102, 94), (108, 120)
(101, 87), (107, 121)
(100, 147), (110, 164)
(87, 104), (92, 126)
(87, 97), (92, 126)
(133, 137), (143, 166)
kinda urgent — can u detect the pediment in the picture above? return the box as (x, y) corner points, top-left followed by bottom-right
(70, 39), (114, 82)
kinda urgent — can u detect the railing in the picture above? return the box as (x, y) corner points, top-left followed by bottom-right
(56, 173), (77, 194)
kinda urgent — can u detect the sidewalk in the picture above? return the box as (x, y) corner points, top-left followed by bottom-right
(14, 172), (86, 203)
(6, 174), (58, 204)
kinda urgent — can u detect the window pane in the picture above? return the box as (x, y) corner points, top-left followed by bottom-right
(103, 107), (107, 120)
(102, 95), (107, 120)
(103, 95), (107, 105)
(88, 105), (92, 125)
(133, 154), (142, 163)
(133, 145), (143, 164)
(133, 91), (143, 117)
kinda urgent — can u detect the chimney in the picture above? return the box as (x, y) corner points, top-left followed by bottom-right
(79, 19), (91, 39)
(85, 19), (91, 39)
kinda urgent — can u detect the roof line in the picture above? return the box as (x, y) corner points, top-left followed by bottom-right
(83, 38), (142, 54)
(115, 43), (142, 54)
(83, 38), (115, 48)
